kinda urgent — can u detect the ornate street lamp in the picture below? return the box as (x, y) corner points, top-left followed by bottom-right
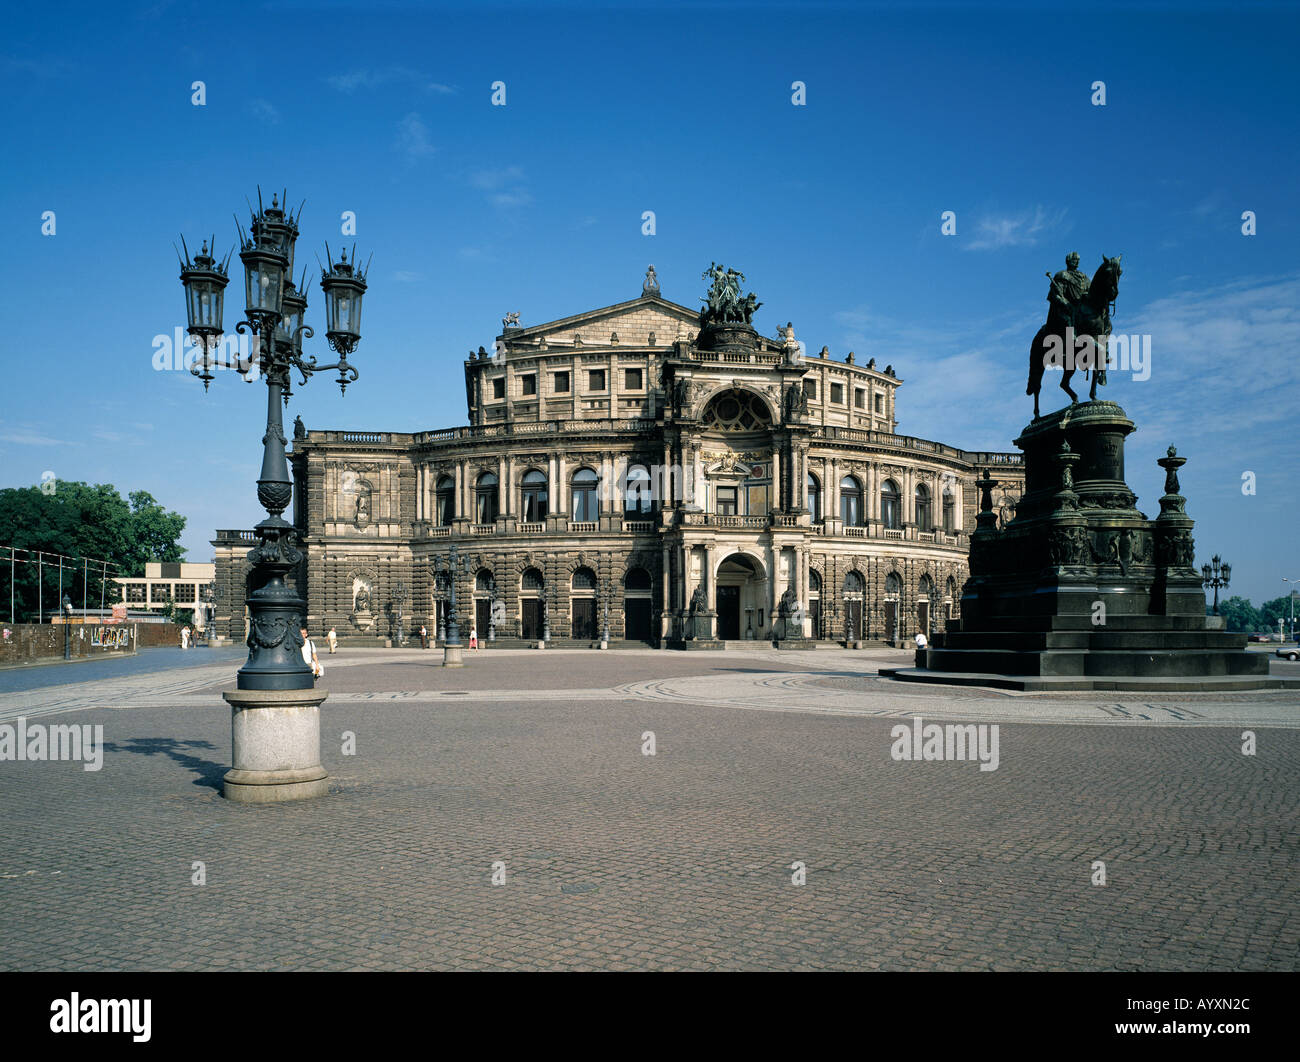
(443, 545), (470, 667)
(844, 595), (855, 645)
(1200, 555), (1230, 616)
(178, 189), (369, 691)
(394, 579), (409, 646)
(600, 579), (612, 646)
(487, 576), (498, 642)
(177, 188), (370, 805)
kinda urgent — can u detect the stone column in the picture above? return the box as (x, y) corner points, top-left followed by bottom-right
(771, 446), (782, 513)
(221, 688), (329, 803)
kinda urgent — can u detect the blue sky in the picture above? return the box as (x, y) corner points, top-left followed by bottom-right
(2, 0), (1297, 606)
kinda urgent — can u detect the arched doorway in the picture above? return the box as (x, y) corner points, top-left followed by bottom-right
(884, 572), (902, 644)
(624, 567), (652, 643)
(843, 571), (864, 640)
(809, 570), (822, 639)
(520, 567), (544, 640)
(715, 553), (766, 640)
(917, 574), (933, 639)
(571, 566), (598, 640)
(474, 569), (495, 641)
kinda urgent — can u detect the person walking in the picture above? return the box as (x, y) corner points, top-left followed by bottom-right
(327, 627), (337, 654)
(301, 627), (323, 684)
(180, 625), (190, 650)
(419, 624), (428, 649)
(468, 627), (479, 650)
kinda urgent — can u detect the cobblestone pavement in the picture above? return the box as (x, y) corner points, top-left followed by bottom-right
(1, 649), (1296, 971)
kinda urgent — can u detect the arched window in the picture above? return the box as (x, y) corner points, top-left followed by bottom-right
(435, 475), (454, 527)
(624, 464), (653, 515)
(521, 469), (548, 523)
(942, 488), (955, 533)
(521, 568), (544, 591)
(843, 571), (864, 596)
(475, 472), (498, 524)
(915, 483), (931, 532)
(881, 479), (901, 530)
(915, 483), (935, 527)
(475, 569), (495, 592)
(807, 472), (821, 523)
(571, 566), (597, 590)
(885, 572), (902, 597)
(572, 467), (599, 522)
(625, 567), (652, 591)
(918, 575), (933, 598)
(840, 475), (863, 527)
(701, 388), (772, 431)
(809, 570), (822, 594)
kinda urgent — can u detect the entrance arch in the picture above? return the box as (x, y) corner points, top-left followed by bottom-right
(714, 552), (767, 640)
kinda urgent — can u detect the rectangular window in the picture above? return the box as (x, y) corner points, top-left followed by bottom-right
(874, 393), (883, 414)
(805, 379), (817, 400)
(553, 371), (570, 393)
(521, 374), (536, 396)
(492, 377), (505, 399)
(588, 369), (606, 391)
(624, 368), (642, 390)
(716, 486), (739, 516)
(174, 583), (196, 603)
(830, 383), (844, 404)
(854, 389), (866, 409)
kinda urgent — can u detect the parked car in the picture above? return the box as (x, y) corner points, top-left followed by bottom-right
(1248, 634), (1271, 643)
(1276, 646), (1300, 662)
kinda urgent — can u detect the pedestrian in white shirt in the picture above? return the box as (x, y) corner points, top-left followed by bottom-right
(300, 627), (323, 682)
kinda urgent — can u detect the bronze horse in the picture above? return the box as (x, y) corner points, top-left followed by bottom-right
(1027, 255), (1122, 417)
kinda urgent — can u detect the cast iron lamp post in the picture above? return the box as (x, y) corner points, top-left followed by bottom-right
(443, 544), (470, 667)
(1200, 555), (1230, 616)
(177, 188), (369, 802)
(62, 594), (72, 659)
(178, 190), (368, 689)
(487, 576), (498, 642)
(394, 579), (409, 646)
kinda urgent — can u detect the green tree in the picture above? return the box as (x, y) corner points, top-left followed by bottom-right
(1215, 596), (1260, 633)
(0, 480), (187, 622)
(1257, 596), (1291, 638)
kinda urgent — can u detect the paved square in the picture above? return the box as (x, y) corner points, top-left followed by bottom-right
(1, 647), (1296, 970)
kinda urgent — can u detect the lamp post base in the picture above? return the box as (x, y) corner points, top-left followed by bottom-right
(443, 644), (464, 667)
(221, 688), (329, 803)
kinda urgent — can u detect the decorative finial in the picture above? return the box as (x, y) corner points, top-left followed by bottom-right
(642, 264), (660, 297)
(1167, 444), (1177, 458)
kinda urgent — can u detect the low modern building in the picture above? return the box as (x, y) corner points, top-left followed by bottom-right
(116, 562), (215, 616)
(213, 268), (1024, 647)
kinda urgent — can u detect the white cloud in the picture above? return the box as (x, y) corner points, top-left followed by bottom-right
(328, 67), (455, 95)
(964, 205), (1068, 252)
(396, 112), (435, 158)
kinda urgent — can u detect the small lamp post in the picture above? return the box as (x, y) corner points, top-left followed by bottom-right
(600, 580), (612, 647)
(542, 587), (552, 645)
(1283, 578), (1299, 642)
(177, 188), (370, 803)
(62, 594), (72, 659)
(443, 545), (470, 667)
(1200, 555), (1230, 615)
(487, 577), (498, 643)
(393, 580), (409, 647)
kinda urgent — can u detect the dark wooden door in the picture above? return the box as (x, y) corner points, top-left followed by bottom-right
(809, 599), (821, 639)
(571, 598), (596, 640)
(845, 601), (863, 639)
(917, 601), (929, 639)
(717, 586), (740, 639)
(475, 599), (490, 639)
(522, 599), (541, 640)
(624, 598), (652, 642)
(884, 600), (897, 644)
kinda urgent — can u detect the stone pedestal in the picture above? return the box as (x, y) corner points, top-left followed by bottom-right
(221, 688), (329, 803)
(443, 644), (464, 667)
(888, 402), (1286, 691)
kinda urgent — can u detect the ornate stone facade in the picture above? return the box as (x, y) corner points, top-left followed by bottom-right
(213, 274), (1024, 647)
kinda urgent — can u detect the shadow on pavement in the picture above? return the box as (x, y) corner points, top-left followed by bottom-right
(104, 737), (225, 791)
